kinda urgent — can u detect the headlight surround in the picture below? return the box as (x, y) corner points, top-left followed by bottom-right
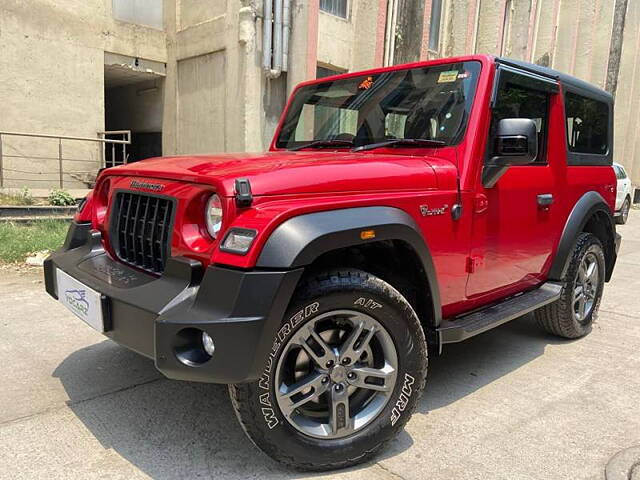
(73, 190), (94, 223)
(205, 194), (223, 239)
(221, 228), (257, 255)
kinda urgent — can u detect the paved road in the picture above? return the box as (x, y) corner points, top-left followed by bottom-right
(1, 213), (639, 480)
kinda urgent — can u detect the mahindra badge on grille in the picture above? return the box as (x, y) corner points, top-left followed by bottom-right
(130, 180), (164, 192)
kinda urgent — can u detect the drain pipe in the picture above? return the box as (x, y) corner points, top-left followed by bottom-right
(262, 0), (274, 75)
(282, 0), (290, 72)
(272, 0), (283, 74)
(384, 0), (399, 66)
(262, 0), (290, 78)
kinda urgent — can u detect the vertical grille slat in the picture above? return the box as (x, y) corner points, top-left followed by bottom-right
(149, 197), (160, 272)
(159, 199), (171, 270)
(110, 191), (174, 274)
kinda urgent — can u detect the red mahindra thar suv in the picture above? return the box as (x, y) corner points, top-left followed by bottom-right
(45, 55), (621, 470)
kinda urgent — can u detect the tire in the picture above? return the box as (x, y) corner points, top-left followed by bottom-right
(535, 233), (605, 338)
(229, 269), (428, 470)
(616, 197), (630, 225)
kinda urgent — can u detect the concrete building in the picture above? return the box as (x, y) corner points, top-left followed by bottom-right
(1, 0), (639, 190)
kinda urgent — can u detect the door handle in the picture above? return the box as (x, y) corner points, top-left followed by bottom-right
(537, 193), (553, 209)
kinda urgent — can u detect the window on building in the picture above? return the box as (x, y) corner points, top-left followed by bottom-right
(565, 92), (609, 155)
(320, 0), (348, 18)
(428, 0), (444, 51)
(316, 65), (346, 79)
(492, 83), (550, 163)
(112, 0), (163, 29)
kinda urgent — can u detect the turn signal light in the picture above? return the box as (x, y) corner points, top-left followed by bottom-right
(221, 228), (257, 254)
(360, 229), (376, 240)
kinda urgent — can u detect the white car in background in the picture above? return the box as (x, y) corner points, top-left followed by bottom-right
(613, 162), (633, 224)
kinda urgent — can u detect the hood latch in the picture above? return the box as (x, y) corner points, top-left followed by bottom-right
(235, 178), (253, 208)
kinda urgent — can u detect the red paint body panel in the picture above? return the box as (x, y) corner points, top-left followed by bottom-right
(87, 55), (616, 320)
(104, 152), (441, 197)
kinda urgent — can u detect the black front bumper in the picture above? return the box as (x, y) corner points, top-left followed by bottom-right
(44, 222), (303, 383)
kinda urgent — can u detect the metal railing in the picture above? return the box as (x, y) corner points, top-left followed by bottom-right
(98, 130), (132, 168)
(0, 130), (131, 188)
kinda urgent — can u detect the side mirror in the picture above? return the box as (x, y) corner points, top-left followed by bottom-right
(482, 118), (539, 188)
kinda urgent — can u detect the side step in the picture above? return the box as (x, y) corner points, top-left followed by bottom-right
(438, 282), (563, 344)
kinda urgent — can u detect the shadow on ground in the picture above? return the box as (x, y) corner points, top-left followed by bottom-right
(52, 313), (567, 479)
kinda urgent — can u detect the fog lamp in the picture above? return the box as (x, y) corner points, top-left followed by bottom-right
(221, 228), (257, 254)
(202, 331), (215, 356)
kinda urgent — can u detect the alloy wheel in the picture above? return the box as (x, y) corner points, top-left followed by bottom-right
(573, 252), (599, 323)
(274, 309), (398, 439)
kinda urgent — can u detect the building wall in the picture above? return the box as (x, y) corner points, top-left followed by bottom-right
(615, 0), (640, 184)
(1, 0), (640, 187)
(163, 0), (279, 155)
(316, 0), (381, 72)
(308, 0), (640, 183)
(0, 0), (166, 188)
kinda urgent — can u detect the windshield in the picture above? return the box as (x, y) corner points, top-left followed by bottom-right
(276, 61), (481, 150)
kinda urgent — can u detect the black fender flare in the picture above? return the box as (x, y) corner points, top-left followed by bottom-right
(257, 206), (442, 326)
(548, 191), (617, 281)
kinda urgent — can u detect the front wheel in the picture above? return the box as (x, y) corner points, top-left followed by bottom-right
(229, 269), (428, 470)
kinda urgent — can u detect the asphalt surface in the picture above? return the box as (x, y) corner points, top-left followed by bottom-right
(1, 212), (639, 480)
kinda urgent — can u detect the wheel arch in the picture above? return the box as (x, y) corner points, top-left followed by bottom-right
(256, 206), (442, 328)
(549, 191), (618, 282)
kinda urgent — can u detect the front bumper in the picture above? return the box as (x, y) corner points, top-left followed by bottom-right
(44, 222), (303, 383)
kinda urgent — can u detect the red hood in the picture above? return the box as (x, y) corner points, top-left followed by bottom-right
(105, 151), (445, 196)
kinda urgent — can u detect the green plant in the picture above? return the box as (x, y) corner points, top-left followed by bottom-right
(0, 187), (35, 206)
(19, 187), (34, 205)
(48, 189), (76, 206)
(0, 220), (69, 263)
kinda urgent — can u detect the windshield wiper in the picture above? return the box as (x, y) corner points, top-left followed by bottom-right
(289, 139), (354, 151)
(352, 138), (446, 152)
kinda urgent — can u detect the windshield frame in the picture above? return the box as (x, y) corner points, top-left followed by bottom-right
(272, 59), (483, 152)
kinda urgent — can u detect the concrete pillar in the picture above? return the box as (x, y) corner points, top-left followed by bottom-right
(162, 0), (178, 155)
(393, 0), (425, 64)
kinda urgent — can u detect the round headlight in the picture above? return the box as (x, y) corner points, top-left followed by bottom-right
(205, 194), (223, 238)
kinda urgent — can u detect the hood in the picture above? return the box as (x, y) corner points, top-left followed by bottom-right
(106, 151), (443, 196)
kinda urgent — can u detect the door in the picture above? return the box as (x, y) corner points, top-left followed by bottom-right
(466, 69), (564, 299)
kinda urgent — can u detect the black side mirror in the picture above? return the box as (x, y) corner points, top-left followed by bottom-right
(482, 118), (539, 188)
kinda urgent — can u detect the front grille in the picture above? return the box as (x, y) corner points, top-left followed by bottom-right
(110, 191), (175, 274)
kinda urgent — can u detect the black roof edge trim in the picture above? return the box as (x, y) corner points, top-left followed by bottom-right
(495, 56), (613, 103)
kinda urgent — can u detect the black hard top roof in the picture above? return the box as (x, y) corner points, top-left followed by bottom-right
(496, 57), (613, 104)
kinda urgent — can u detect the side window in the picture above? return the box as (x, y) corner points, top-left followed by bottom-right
(613, 166), (623, 180)
(385, 113), (407, 138)
(293, 103), (358, 141)
(565, 92), (609, 155)
(492, 83), (550, 163)
(620, 166), (628, 179)
(615, 166), (628, 180)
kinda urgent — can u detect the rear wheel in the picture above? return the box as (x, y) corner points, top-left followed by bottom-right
(535, 233), (605, 338)
(616, 197), (630, 225)
(229, 269), (428, 470)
